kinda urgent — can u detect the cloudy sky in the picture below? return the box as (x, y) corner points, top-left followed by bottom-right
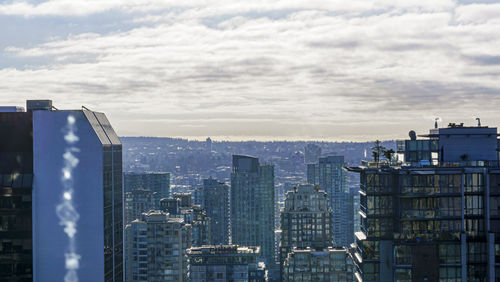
(1, 0), (499, 141)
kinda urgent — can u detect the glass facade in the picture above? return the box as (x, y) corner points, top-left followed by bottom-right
(231, 155), (275, 265)
(0, 112), (33, 281)
(350, 125), (500, 282)
(86, 110), (123, 282)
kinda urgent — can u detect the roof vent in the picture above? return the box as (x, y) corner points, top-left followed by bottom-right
(26, 100), (52, 111)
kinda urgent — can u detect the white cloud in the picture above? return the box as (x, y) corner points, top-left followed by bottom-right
(455, 3), (500, 24)
(1, 1), (500, 140)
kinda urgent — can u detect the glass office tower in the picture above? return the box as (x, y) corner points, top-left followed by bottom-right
(348, 123), (500, 282)
(0, 100), (123, 281)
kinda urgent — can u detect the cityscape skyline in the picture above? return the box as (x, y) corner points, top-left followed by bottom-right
(1, 1), (500, 140)
(3, 100), (500, 281)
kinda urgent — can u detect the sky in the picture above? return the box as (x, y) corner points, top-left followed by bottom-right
(1, 0), (500, 141)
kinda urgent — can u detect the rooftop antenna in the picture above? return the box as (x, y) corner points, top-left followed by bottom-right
(476, 118), (481, 127)
(82, 106), (91, 111)
(434, 118), (439, 129)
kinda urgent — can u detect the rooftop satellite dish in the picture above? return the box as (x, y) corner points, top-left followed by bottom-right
(409, 130), (417, 140)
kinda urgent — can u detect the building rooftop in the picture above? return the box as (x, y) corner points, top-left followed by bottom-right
(187, 245), (261, 255)
(350, 122), (500, 170)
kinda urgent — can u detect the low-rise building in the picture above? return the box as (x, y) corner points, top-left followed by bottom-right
(282, 247), (354, 281)
(188, 245), (266, 282)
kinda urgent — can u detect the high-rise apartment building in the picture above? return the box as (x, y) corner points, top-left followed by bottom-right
(307, 156), (350, 247)
(124, 189), (155, 223)
(173, 192), (193, 208)
(125, 211), (191, 282)
(124, 172), (170, 201)
(0, 100), (123, 281)
(348, 123), (500, 281)
(231, 155), (275, 265)
(280, 184), (333, 268)
(201, 177), (230, 245)
(160, 197), (180, 214)
(188, 245), (266, 282)
(304, 144), (322, 164)
(191, 205), (211, 247)
(160, 194), (211, 247)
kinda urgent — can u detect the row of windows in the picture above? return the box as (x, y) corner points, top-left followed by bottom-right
(400, 197), (461, 218)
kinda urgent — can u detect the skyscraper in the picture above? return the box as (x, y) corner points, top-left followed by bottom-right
(348, 123), (500, 281)
(202, 177), (230, 245)
(191, 205), (211, 247)
(124, 189), (156, 223)
(0, 100), (123, 281)
(304, 143), (321, 164)
(307, 156), (350, 247)
(125, 211), (191, 281)
(32, 101), (123, 281)
(0, 106), (33, 280)
(231, 155), (275, 265)
(124, 172), (170, 200)
(280, 184), (333, 269)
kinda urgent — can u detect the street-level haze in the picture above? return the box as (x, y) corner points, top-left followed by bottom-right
(1, 0), (499, 141)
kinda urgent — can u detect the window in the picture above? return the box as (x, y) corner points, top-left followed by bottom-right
(440, 267), (461, 282)
(439, 244), (460, 264)
(362, 262), (379, 281)
(394, 245), (412, 265)
(395, 268), (412, 282)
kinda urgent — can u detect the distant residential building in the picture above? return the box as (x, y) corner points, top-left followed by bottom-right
(304, 144), (321, 164)
(159, 197), (180, 215)
(191, 205), (211, 247)
(124, 172), (170, 201)
(202, 177), (230, 245)
(125, 211), (191, 282)
(280, 184), (333, 269)
(193, 186), (204, 206)
(124, 189), (155, 223)
(307, 156), (350, 247)
(282, 248), (354, 281)
(173, 192), (192, 208)
(231, 155), (275, 265)
(206, 137), (213, 152)
(160, 195), (211, 247)
(188, 245), (266, 282)
(347, 123), (500, 281)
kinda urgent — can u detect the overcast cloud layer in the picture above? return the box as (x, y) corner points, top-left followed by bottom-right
(1, 0), (500, 141)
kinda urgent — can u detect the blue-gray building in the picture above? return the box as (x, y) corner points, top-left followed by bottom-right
(231, 155), (275, 266)
(202, 177), (230, 245)
(307, 156), (350, 247)
(123, 172), (170, 203)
